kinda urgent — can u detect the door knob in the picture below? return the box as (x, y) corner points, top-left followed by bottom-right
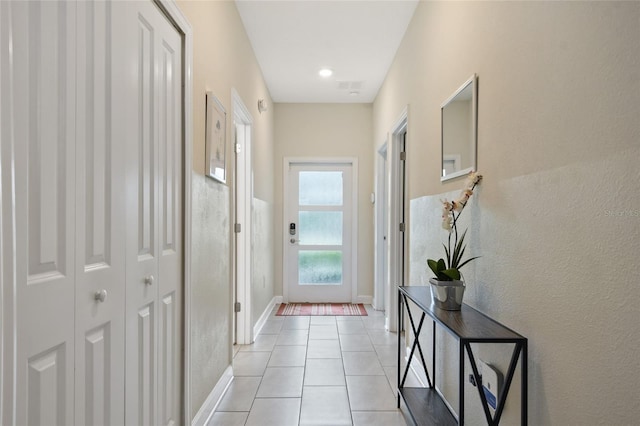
(290, 238), (296, 244)
(144, 275), (154, 286)
(94, 289), (108, 303)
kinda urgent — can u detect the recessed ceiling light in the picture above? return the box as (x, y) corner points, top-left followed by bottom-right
(349, 91), (360, 96)
(318, 68), (333, 78)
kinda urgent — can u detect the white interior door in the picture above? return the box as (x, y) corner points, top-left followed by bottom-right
(75, 1), (126, 424)
(374, 144), (388, 312)
(8, 3), (77, 423)
(386, 112), (408, 332)
(233, 91), (253, 345)
(120, 1), (183, 425)
(285, 161), (355, 303)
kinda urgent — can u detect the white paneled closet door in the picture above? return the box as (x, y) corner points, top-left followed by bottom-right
(1, 1), (183, 425)
(1, 1), (127, 424)
(9, 2), (77, 424)
(75, 1), (126, 425)
(118, 1), (183, 425)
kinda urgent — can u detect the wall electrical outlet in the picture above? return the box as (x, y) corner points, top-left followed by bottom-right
(479, 359), (503, 415)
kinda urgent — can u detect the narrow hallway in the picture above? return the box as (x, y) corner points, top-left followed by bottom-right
(207, 306), (418, 425)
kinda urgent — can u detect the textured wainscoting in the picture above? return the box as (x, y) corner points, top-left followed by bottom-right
(190, 174), (232, 420)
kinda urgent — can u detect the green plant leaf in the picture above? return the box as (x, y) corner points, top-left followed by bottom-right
(442, 243), (450, 267)
(452, 230), (468, 267)
(434, 270), (452, 281)
(428, 258), (453, 280)
(427, 259), (439, 276)
(442, 268), (461, 280)
(450, 232), (462, 266)
(457, 256), (481, 270)
(454, 245), (467, 269)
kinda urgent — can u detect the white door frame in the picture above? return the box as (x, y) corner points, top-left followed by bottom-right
(150, 1), (194, 424)
(232, 89), (253, 345)
(373, 142), (388, 311)
(386, 108), (408, 332)
(283, 157), (359, 303)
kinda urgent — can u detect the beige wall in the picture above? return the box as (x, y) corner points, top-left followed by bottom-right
(175, 0), (275, 420)
(375, 1), (640, 424)
(274, 104), (374, 302)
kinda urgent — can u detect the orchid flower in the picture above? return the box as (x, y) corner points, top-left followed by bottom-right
(427, 171), (483, 281)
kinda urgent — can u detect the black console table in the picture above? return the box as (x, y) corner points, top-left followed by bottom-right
(397, 286), (527, 425)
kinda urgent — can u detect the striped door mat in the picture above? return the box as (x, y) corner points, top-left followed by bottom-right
(276, 303), (368, 316)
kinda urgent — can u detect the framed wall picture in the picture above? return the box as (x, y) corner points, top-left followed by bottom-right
(205, 92), (227, 183)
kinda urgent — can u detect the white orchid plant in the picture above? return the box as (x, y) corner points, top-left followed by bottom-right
(427, 171), (483, 282)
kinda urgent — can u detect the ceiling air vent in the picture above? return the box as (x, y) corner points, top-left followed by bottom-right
(336, 81), (364, 91)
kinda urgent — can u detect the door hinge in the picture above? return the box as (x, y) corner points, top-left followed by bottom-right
(234, 223), (242, 233)
(399, 223), (406, 232)
(400, 151), (406, 161)
(235, 143), (242, 154)
(234, 302), (241, 312)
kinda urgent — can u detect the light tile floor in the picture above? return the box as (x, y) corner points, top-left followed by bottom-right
(207, 305), (419, 426)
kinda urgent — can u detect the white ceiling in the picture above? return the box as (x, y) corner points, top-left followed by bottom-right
(235, 0), (419, 103)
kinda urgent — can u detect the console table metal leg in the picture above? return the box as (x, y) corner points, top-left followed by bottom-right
(432, 321), (436, 388)
(459, 342), (465, 426)
(522, 340), (528, 426)
(466, 342), (492, 424)
(397, 289), (402, 408)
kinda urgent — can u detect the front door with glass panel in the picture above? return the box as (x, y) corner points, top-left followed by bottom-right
(286, 163), (353, 302)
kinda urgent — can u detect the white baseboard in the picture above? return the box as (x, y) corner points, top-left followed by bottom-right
(274, 295), (283, 304)
(355, 295), (373, 305)
(253, 296), (280, 337)
(191, 365), (233, 426)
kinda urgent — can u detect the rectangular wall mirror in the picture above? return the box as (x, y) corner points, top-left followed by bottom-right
(441, 74), (477, 181)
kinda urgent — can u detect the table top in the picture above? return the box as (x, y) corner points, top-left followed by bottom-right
(399, 286), (526, 342)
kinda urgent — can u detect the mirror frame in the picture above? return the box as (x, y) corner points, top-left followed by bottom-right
(440, 74), (477, 182)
